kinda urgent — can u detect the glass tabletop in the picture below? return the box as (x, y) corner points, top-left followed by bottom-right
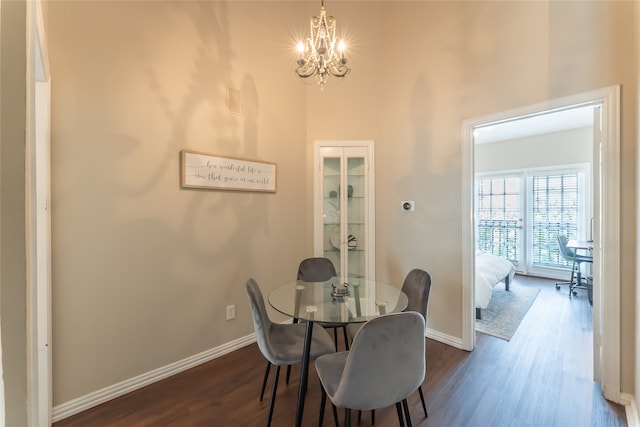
(268, 277), (408, 324)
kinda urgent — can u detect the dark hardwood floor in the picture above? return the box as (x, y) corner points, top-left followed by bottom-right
(54, 276), (627, 427)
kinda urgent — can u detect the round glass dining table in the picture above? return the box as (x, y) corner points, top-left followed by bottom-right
(268, 277), (408, 427)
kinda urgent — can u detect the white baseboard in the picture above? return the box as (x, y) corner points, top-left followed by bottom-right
(620, 393), (639, 427)
(426, 327), (464, 350)
(52, 326), (465, 423)
(52, 333), (256, 422)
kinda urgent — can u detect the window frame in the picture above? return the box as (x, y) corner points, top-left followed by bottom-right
(525, 164), (591, 278)
(475, 163), (591, 279)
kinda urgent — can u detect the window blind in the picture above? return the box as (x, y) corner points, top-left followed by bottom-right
(531, 173), (579, 267)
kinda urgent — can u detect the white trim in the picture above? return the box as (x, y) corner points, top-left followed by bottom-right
(620, 393), (639, 427)
(461, 121), (475, 351)
(461, 86), (620, 400)
(426, 328), (464, 350)
(28, 1), (53, 425)
(598, 86), (621, 402)
(34, 0), (49, 82)
(52, 334), (256, 422)
(51, 326), (462, 423)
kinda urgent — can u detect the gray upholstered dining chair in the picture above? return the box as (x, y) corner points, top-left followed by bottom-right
(346, 268), (432, 420)
(245, 278), (335, 427)
(297, 257), (349, 350)
(315, 311), (426, 427)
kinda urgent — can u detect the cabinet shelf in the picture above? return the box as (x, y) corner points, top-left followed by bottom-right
(323, 196), (365, 200)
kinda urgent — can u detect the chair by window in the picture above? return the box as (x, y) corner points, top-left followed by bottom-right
(245, 279), (335, 427)
(315, 312), (426, 427)
(555, 235), (593, 301)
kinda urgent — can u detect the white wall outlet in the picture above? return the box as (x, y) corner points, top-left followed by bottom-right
(226, 305), (235, 320)
(401, 201), (415, 212)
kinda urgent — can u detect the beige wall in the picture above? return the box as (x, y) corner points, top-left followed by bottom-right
(475, 127), (593, 173)
(43, 0), (637, 409)
(47, 1), (309, 404)
(635, 0), (640, 416)
(1, 1), (29, 425)
(307, 0), (637, 390)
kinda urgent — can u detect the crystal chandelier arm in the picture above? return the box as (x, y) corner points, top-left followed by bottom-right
(327, 62), (350, 78)
(294, 0), (350, 86)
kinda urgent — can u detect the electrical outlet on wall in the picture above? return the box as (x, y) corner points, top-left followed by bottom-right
(226, 305), (235, 320)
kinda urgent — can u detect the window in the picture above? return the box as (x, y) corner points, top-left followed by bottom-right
(531, 173), (579, 268)
(476, 165), (589, 277)
(476, 176), (521, 263)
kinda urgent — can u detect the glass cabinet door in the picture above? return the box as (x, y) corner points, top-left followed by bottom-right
(321, 155), (341, 274)
(316, 142), (374, 282)
(346, 155), (366, 278)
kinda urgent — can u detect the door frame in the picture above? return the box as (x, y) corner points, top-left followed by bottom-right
(28, 0), (52, 425)
(461, 86), (620, 403)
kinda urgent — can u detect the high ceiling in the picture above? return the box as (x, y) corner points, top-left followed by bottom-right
(473, 105), (595, 144)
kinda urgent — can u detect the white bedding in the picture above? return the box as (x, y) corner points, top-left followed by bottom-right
(476, 250), (516, 309)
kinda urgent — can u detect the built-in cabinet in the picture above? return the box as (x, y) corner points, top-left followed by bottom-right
(314, 141), (375, 282)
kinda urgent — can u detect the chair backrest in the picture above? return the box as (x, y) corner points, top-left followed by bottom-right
(557, 235), (576, 262)
(245, 279), (277, 364)
(297, 257), (337, 282)
(332, 312), (425, 411)
(401, 268), (432, 320)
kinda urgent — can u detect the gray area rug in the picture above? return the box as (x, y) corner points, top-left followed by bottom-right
(476, 282), (540, 341)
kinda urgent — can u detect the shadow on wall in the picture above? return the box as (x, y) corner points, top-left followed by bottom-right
(114, 2), (269, 340)
(53, 1), (270, 403)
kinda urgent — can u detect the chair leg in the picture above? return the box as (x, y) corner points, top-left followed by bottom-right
(345, 408), (351, 427)
(402, 399), (412, 427)
(333, 328), (339, 350)
(267, 365), (281, 427)
(569, 260), (580, 297)
(318, 387), (341, 427)
(556, 260), (578, 292)
(260, 361), (271, 401)
(286, 365), (292, 384)
(342, 325), (350, 350)
(395, 402), (405, 427)
(417, 385), (428, 417)
(371, 409), (375, 425)
(319, 386), (326, 427)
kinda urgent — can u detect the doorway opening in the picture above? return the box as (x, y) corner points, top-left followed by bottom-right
(461, 86), (621, 403)
(474, 106), (593, 279)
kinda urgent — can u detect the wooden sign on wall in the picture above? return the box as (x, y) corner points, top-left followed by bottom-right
(180, 150), (277, 192)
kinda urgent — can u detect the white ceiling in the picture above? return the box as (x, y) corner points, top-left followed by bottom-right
(473, 105), (595, 144)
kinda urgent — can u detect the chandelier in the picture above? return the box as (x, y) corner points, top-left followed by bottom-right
(295, 0), (350, 89)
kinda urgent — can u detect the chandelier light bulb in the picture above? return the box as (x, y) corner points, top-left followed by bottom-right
(296, 41), (306, 65)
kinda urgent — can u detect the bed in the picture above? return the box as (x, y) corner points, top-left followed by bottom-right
(475, 250), (516, 319)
